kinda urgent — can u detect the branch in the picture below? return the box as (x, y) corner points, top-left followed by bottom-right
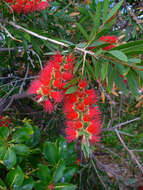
(1, 20), (98, 58)
(0, 92), (33, 114)
(0, 45), (32, 52)
(115, 129), (143, 174)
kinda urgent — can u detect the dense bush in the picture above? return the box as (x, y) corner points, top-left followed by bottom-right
(0, 0), (143, 189)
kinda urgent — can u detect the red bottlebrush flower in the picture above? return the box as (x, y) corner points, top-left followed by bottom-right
(86, 121), (101, 135)
(0, 116), (11, 127)
(55, 71), (62, 79)
(76, 102), (85, 111)
(9, 0), (50, 14)
(66, 121), (74, 128)
(52, 61), (61, 70)
(50, 91), (63, 103)
(89, 107), (101, 119)
(84, 89), (98, 105)
(62, 72), (73, 81)
(102, 44), (115, 50)
(66, 94), (77, 103)
(35, 1), (50, 11)
(65, 126), (77, 143)
(66, 110), (79, 120)
(78, 79), (88, 89)
(4, 0), (14, 2)
(44, 99), (54, 113)
(83, 115), (91, 122)
(99, 35), (118, 50)
(39, 63), (53, 86)
(100, 35), (118, 43)
(53, 79), (62, 88)
(74, 121), (83, 129)
(52, 53), (63, 64)
(66, 54), (75, 64)
(28, 79), (42, 94)
(76, 90), (85, 98)
(41, 86), (50, 96)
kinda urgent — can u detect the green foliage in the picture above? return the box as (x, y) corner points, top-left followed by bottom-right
(0, 0), (143, 189)
(0, 121), (78, 189)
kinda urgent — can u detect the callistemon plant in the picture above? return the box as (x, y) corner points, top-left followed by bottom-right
(28, 53), (75, 113)
(64, 79), (101, 146)
(28, 53), (102, 156)
(4, 0), (51, 14)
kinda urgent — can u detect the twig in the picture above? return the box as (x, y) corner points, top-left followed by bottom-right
(30, 49), (43, 69)
(19, 63), (29, 94)
(82, 52), (86, 76)
(0, 45), (32, 52)
(112, 117), (141, 129)
(0, 23), (21, 42)
(91, 159), (107, 189)
(2, 20), (98, 58)
(115, 129), (143, 174)
(0, 92), (33, 114)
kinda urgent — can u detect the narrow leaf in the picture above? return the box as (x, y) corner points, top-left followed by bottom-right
(108, 50), (128, 62)
(103, 0), (109, 22)
(65, 86), (77, 94)
(104, 0), (123, 23)
(101, 61), (109, 81)
(77, 23), (89, 40)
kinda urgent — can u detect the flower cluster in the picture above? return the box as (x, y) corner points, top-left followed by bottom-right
(28, 53), (101, 145)
(99, 35), (119, 50)
(0, 116), (11, 127)
(28, 53), (75, 113)
(64, 79), (101, 145)
(4, 0), (51, 14)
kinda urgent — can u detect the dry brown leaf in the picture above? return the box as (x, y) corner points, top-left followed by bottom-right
(70, 12), (80, 17)
(101, 92), (105, 103)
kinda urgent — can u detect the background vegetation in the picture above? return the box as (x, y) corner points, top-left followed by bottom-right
(0, 0), (143, 189)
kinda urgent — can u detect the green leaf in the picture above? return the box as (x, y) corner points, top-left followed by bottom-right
(103, 0), (109, 22)
(104, 0), (123, 23)
(37, 164), (51, 183)
(0, 178), (7, 190)
(12, 125), (34, 143)
(65, 86), (77, 94)
(128, 58), (141, 64)
(3, 148), (16, 169)
(0, 145), (7, 160)
(19, 177), (34, 190)
(63, 167), (77, 182)
(77, 23), (89, 40)
(6, 166), (24, 189)
(108, 50), (128, 62)
(73, 60), (82, 74)
(44, 142), (59, 164)
(54, 183), (76, 190)
(53, 160), (66, 183)
(89, 1), (101, 40)
(26, 126), (40, 148)
(127, 71), (139, 98)
(64, 77), (79, 88)
(34, 182), (46, 190)
(86, 61), (95, 80)
(13, 144), (30, 156)
(94, 58), (101, 79)
(0, 127), (9, 140)
(114, 72), (128, 95)
(101, 61), (109, 81)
